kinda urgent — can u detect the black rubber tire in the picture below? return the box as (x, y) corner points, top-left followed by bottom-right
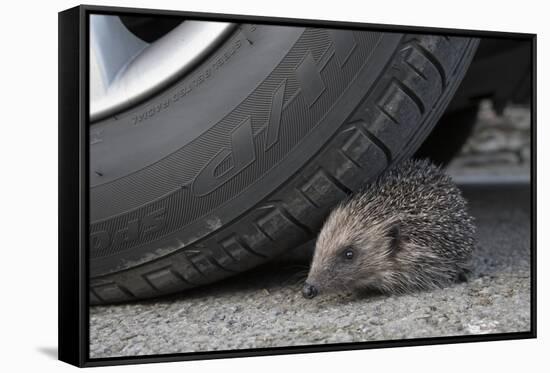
(89, 25), (479, 305)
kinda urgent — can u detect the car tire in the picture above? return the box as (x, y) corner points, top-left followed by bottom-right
(89, 25), (479, 304)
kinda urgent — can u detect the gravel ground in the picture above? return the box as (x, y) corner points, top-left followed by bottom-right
(89, 183), (531, 358)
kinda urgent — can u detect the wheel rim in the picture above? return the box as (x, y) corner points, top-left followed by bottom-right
(90, 15), (237, 122)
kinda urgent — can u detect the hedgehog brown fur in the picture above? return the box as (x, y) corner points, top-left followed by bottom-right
(302, 158), (476, 298)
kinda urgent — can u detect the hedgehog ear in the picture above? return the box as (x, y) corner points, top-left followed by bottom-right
(388, 223), (401, 253)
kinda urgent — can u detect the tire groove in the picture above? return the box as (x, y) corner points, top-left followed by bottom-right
(170, 268), (196, 286)
(319, 168), (352, 195)
(116, 284), (135, 299)
(218, 242), (237, 261)
(90, 288), (104, 303)
(338, 148), (363, 169)
(376, 103), (399, 124)
(278, 205), (313, 235)
(405, 59), (428, 80)
(234, 235), (269, 259)
(182, 252), (207, 278)
(297, 187), (320, 208)
(141, 274), (161, 292)
(392, 77), (426, 114)
(354, 122), (393, 165)
(206, 255), (237, 273)
(412, 42), (447, 87)
(254, 222), (275, 242)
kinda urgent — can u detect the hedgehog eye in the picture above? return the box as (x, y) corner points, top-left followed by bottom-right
(342, 247), (355, 260)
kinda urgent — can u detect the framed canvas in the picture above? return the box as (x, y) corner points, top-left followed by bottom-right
(58, 4), (536, 367)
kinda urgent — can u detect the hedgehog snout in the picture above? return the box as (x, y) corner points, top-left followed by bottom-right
(302, 282), (319, 299)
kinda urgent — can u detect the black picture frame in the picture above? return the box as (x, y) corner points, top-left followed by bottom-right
(58, 4), (537, 367)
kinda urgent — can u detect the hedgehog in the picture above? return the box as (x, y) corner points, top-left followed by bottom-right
(302, 158), (476, 299)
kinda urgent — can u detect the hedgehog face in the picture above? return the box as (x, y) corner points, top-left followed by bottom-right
(303, 204), (403, 299)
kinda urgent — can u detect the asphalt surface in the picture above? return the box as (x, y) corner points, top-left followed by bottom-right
(89, 182), (532, 358)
